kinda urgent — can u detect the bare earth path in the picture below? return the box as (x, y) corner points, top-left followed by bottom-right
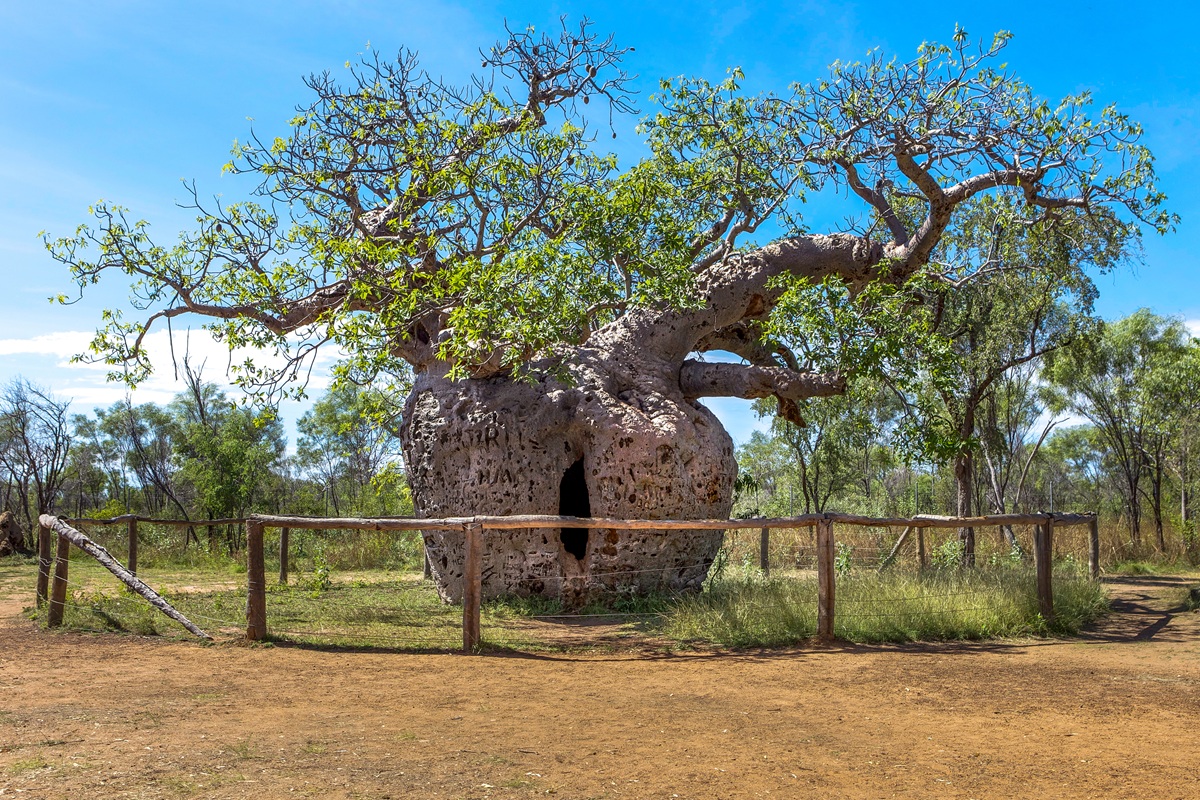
(1, 572), (1198, 799)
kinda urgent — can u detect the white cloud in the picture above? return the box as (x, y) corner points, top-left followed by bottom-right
(0, 330), (94, 357)
(0, 326), (340, 414)
(1185, 319), (1200, 339)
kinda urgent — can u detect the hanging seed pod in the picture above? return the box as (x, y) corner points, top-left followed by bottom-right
(583, 95), (589, 105)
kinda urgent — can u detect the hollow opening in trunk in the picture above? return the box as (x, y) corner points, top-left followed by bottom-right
(558, 457), (590, 560)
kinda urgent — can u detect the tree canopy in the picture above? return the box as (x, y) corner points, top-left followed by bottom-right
(46, 21), (1172, 416)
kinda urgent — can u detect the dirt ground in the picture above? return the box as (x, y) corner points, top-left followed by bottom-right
(2, 572), (1198, 799)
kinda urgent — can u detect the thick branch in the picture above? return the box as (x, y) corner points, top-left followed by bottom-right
(594, 232), (884, 364)
(694, 321), (798, 370)
(680, 359), (845, 402)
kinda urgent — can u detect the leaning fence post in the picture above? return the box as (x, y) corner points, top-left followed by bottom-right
(462, 522), (483, 653)
(1034, 519), (1055, 624)
(278, 527), (290, 585)
(36, 523), (52, 607)
(47, 532), (70, 628)
(1088, 517), (1100, 581)
(245, 519), (267, 641)
(760, 526), (770, 577)
(127, 516), (139, 576)
(878, 526), (914, 571)
(816, 517), (835, 643)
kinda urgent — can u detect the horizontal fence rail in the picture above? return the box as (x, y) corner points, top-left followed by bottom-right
(40, 511), (1100, 653)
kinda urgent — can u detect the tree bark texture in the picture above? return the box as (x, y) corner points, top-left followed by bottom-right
(0, 511), (26, 557)
(954, 452), (977, 566)
(402, 361), (733, 602)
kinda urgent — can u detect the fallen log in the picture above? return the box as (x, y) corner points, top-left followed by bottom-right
(39, 515), (212, 640)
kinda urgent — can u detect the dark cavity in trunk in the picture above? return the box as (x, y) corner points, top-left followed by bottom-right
(558, 457), (591, 560)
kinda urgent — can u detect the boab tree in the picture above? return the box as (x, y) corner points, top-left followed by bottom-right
(47, 23), (1170, 600)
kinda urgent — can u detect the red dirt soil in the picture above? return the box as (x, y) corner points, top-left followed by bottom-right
(1, 574), (1198, 799)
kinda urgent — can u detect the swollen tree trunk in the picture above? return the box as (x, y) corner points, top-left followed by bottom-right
(401, 234), (872, 602)
(403, 358), (735, 602)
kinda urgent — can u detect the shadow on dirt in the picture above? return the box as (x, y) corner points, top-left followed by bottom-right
(1074, 575), (1200, 644)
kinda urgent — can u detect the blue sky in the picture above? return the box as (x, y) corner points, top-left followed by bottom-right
(2, 0), (1198, 443)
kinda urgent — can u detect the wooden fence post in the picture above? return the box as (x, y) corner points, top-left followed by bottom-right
(917, 527), (927, 570)
(1034, 520), (1055, 624)
(816, 517), (835, 643)
(462, 522), (483, 653)
(246, 520), (267, 641)
(278, 527), (290, 585)
(127, 516), (138, 576)
(1088, 518), (1100, 580)
(760, 527), (770, 576)
(47, 533), (70, 628)
(36, 523), (52, 607)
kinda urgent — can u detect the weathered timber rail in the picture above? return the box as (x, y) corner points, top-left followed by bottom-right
(40, 511), (1100, 653)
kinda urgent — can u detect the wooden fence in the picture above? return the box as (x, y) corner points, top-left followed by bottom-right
(36, 511), (1099, 653)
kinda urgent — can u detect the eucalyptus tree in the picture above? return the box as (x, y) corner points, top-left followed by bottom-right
(1144, 340), (1200, 544)
(756, 381), (896, 515)
(977, 364), (1061, 548)
(296, 384), (405, 515)
(916, 201), (1114, 562)
(46, 22), (1172, 599)
(1045, 310), (1190, 547)
(92, 399), (189, 519)
(169, 366), (285, 549)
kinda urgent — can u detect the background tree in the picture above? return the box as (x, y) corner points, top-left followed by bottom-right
(913, 201), (1111, 562)
(1045, 310), (1189, 548)
(753, 380), (894, 515)
(1141, 332), (1200, 549)
(0, 379), (72, 544)
(170, 364), (285, 552)
(976, 364), (1062, 549)
(296, 384), (406, 516)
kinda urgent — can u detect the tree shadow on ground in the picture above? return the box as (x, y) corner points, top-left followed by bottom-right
(1073, 575), (1199, 644)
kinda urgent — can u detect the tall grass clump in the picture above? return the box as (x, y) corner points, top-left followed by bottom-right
(666, 562), (1108, 646)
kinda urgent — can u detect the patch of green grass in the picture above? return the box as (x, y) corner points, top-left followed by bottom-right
(7, 756), (50, 774)
(219, 741), (257, 761)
